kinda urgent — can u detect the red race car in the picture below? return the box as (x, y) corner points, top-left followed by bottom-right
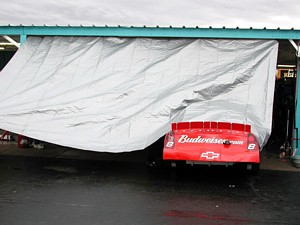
(162, 121), (260, 173)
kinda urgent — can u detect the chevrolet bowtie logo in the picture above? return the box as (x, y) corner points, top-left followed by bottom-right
(201, 151), (220, 160)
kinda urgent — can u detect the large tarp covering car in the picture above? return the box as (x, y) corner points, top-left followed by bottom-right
(0, 36), (278, 152)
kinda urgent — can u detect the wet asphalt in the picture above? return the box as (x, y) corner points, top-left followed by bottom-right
(0, 155), (300, 225)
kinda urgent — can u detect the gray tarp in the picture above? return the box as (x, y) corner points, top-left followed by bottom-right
(0, 37), (278, 152)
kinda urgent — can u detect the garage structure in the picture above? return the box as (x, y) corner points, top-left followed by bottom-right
(0, 25), (299, 155)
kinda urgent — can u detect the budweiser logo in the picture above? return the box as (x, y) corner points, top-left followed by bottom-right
(178, 135), (244, 145)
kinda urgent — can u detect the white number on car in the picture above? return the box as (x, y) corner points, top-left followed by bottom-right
(166, 142), (174, 147)
(248, 144), (256, 150)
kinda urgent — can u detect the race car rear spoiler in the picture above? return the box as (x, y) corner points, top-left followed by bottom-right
(171, 121), (251, 133)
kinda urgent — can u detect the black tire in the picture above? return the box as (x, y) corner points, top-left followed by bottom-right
(248, 163), (260, 175)
(173, 161), (187, 178)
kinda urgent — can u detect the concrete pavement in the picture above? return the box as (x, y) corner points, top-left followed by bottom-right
(0, 141), (148, 163)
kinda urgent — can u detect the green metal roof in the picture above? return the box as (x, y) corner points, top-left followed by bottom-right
(0, 25), (299, 40)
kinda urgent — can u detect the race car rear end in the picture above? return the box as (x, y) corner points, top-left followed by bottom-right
(163, 121), (260, 172)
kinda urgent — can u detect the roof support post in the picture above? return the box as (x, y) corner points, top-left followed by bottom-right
(289, 40), (300, 156)
(2, 35), (20, 48)
(294, 57), (300, 155)
(20, 34), (27, 45)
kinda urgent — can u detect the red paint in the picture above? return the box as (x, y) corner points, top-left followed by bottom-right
(163, 121), (260, 164)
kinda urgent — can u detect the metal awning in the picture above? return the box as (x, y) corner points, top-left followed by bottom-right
(0, 25), (299, 40)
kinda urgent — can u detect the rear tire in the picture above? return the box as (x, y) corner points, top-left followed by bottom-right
(247, 163), (260, 174)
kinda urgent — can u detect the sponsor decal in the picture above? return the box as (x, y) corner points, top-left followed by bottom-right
(178, 135), (244, 145)
(201, 151), (220, 160)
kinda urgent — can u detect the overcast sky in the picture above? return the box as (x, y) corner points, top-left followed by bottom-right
(0, 0), (299, 29)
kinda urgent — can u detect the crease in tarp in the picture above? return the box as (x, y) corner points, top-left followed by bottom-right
(0, 37), (278, 152)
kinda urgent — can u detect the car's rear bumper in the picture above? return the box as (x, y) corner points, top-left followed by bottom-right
(163, 148), (260, 163)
